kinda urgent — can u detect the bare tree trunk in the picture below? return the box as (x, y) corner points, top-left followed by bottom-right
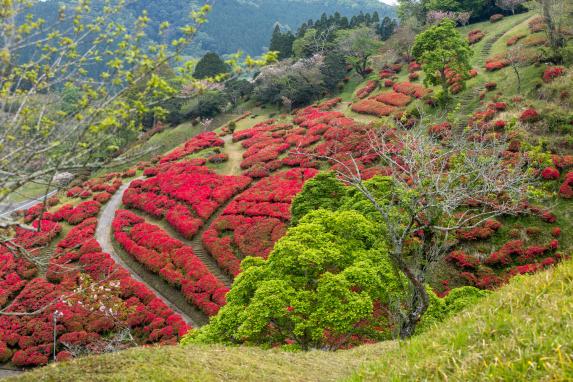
(397, 262), (429, 338)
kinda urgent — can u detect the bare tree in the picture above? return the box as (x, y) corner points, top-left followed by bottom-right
(537, 0), (569, 61)
(305, 125), (535, 337)
(495, 0), (526, 14)
(505, 44), (536, 93)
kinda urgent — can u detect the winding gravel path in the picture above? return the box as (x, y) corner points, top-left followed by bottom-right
(95, 182), (204, 327)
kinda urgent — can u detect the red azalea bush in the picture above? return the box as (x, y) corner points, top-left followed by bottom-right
(316, 97), (342, 111)
(393, 82), (432, 98)
(542, 66), (565, 82)
(123, 162), (251, 235)
(428, 122), (452, 140)
(485, 58), (509, 71)
(485, 82), (497, 91)
(356, 80), (378, 99)
(408, 61), (421, 72)
(374, 91), (412, 107)
(506, 34), (526, 46)
(541, 167), (560, 180)
(519, 108), (540, 123)
(559, 172), (573, 198)
(456, 219), (502, 241)
(446, 251), (479, 269)
(468, 29), (485, 44)
(159, 132), (224, 163)
(408, 72), (419, 81)
(207, 153), (229, 163)
(351, 99), (396, 117)
(383, 79), (394, 87)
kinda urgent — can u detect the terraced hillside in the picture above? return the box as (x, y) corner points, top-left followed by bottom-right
(2, 11), (572, 377)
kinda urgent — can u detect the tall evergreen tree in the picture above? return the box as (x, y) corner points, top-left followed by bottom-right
(269, 25), (295, 60)
(378, 16), (397, 41)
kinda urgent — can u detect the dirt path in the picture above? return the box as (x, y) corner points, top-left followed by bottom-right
(220, 134), (243, 176)
(95, 182), (203, 327)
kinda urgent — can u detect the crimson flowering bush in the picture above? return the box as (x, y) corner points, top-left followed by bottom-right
(159, 132), (224, 163)
(316, 97), (342, 110)
(379, 69), (395, 79)
(374, 91), (412, 107)
(351, 99), (396, 117)
(541, 167), (560, 180)
(552, 154), (573, 169)
(356, 80), (378, 99)
(485, 58), (509, 71)
(485, 82), (497, 91)
(113, 210), (228, 315)
(446, 251), (479, 269)
(408, 61), (421, 72)
(203, 215), (287, 276)
(559, 172), (573, 198)
(506, 34), (526, 46)
(542, 66), (565, 82)
(66, 201), (101, 225)
(468, 29), (485, 44)
(207, 153), (228, 164)
(393, 82), (432, 98)
(456, 219), (502, 241)
(519, 108), (540, 123)
(428, 122), (452, 140)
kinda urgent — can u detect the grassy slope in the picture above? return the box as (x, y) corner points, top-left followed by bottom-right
(9, 259), (573, 381)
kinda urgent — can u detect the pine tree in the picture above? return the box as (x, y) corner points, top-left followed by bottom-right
(269, 24), (294, 60)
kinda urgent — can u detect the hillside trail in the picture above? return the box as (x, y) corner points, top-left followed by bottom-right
(95, 182), (203, 327)
(93, 132), (248, 325)
(219, 134), (243, 176)
(457, 15), (533, 126)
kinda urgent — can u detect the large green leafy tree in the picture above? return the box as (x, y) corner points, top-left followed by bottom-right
(336, 26), (383, 78)
(412, 19), (472, 101)
(291, 172), (347, 226)
(193, 52), (231, 80)
(183, 209), (405, 350)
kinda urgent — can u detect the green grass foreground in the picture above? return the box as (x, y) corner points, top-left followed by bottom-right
(9, 259), (573, 381)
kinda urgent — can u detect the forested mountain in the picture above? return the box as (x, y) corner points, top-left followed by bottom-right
(126, 0), (395, 55)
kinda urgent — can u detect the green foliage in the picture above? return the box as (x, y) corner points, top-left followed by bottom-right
(417, 286), (490, 333)
(291, 172), (348, 226)
(187, 91), (229, 118)
(412, 19), (473, 100)
(183, 209), (405, 350)
(321, 51), (348, 93)
(336, 26), (383, 77)
(193, 52), (231, 80)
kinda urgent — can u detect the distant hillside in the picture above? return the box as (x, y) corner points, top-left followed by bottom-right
(127, 0), (395, 56)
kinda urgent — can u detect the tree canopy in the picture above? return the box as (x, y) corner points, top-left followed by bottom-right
(183, 209), (405, 350)
(412, 19), (473, 100)
(193, 52), (231, 80)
